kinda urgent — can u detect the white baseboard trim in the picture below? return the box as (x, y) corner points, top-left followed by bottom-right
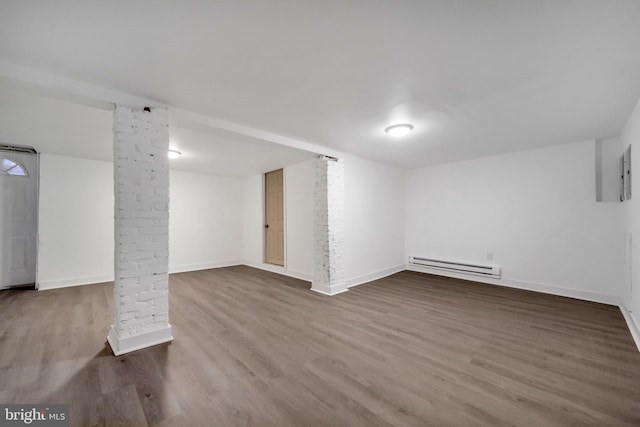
(346, 265), (405, 288)
(619, 305), (640, 352)
(406, 265), (621, 306)
(169, 259), (243, 274)
(107, 323), (173, 356)
(38, 274), (114, 290)
(311, 282), (349, 296)
(242, 260), (313, 282)
(37, 260), (246, 290)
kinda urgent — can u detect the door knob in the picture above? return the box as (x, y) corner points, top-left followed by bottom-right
(265, 224), (269, 228)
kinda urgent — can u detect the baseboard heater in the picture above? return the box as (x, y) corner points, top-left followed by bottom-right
(409, 256), (501, 279)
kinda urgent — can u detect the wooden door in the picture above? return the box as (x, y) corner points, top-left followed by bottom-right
(264, 169), (284, 266)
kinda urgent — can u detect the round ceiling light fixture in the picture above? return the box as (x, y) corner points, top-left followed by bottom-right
(385, 123), (414, 137)
(168, 149), (182, 159)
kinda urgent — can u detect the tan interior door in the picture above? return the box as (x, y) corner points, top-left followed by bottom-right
(264, 169), (284, 266)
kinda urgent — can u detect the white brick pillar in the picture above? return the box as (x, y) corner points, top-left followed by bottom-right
(107, 105), (173, 356)
(312, 155), (347, 295)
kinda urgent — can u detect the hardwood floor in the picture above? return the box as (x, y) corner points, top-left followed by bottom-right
(1, 266), (639, 426)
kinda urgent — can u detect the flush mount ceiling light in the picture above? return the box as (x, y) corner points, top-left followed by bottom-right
(168, 149), (182, 159)
(385, 123), (414, 137)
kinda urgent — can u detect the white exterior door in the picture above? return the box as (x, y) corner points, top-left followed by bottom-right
(0, 149), (38, 289)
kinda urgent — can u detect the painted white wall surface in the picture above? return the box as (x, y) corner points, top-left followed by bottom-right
(242, 173), (264, 267)
(595, 137), (623, 203)
(242, 160), (315, 281)
(284, 159), (314, 277)
(242, 156), (406, 286)
(405, 140), (624, 302)
(622, 97), (640, 340)
(38, 154), (245, 289)
(169, 170), (243, 273)
(343, 154), (406, 286)
(38, 154), (114, 289)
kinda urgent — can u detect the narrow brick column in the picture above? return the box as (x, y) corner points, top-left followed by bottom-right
(312, 155), (347, 295)
(107, 105), (173, 356)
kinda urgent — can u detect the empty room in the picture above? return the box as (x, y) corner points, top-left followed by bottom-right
(1, 1), (640, 426)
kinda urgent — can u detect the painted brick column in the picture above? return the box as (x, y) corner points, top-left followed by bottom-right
(107, 105), (173, 356)
(312, 155), (347, 295)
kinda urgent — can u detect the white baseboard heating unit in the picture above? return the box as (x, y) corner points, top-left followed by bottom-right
(409, 256), (501, 279)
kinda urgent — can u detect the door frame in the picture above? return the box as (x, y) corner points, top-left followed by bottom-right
(0, 144), (40, 290)
(263, 168), (287, 268)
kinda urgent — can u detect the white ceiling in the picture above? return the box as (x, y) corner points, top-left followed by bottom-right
(1, 1), (640, 169)
(167, 125), (315, 177)
(0, 83), (314, 177)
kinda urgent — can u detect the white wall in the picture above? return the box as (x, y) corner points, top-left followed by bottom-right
(242, 156), (406, 286)
(242, 160), (315, 280)
(343, 154), (406, 285)
(622, 96), (640, 344)
(41, 139), (629, 310)
(38, 154), (244, 288)
(38, 154), (114, 288)
(242, 173), (264, 267)
(405, 141), (624, 303)
(284, 159), (314, 276)
(595, 137), (623, 202)
(169, 171), (243, 272)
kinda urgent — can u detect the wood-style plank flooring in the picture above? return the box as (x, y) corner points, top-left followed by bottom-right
(1, 266), (639, 426)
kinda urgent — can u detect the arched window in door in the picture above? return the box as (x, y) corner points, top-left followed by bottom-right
(0, 158), (28, 176)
